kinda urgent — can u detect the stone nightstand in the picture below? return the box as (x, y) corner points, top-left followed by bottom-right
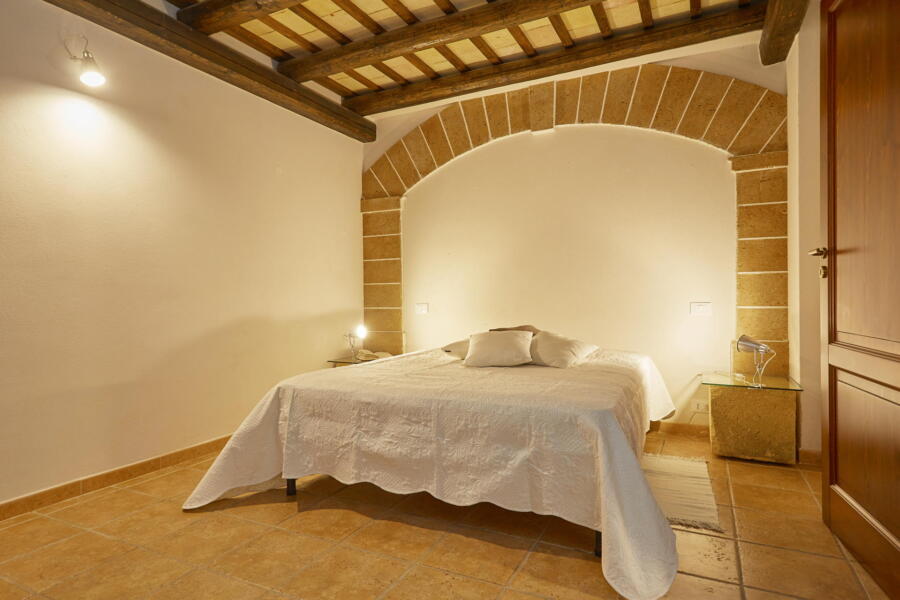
(701, 373), (803, 465)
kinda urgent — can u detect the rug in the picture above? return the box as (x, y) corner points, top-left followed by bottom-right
(642, 454), (722, 532)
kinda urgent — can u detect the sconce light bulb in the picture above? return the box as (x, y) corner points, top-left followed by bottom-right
(79, 50), (105, 87)
(355, 324), (368, 340)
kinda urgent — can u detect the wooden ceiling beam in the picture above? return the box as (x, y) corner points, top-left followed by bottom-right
(278, 0), (603, 81)
(590, 3), (613, 37)
(690, 0), (702, 18)
(758, 0), (810, 65)
(178, 0), (301, 35)
(637, 0), (654, 28)
(41, 0), (374, 141)
(344, 1), (769, 115)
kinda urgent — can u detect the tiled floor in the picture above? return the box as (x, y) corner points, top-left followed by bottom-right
(0, 432), (890, 600)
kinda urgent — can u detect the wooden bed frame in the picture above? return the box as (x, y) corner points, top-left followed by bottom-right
(285, 477), (602, 557)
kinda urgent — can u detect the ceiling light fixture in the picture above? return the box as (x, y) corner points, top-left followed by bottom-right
(66, 36), (106, 87)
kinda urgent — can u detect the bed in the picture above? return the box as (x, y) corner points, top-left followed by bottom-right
(184, 348), (678, 600)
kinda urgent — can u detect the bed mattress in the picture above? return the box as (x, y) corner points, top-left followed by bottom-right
(183, 348), (677, 599)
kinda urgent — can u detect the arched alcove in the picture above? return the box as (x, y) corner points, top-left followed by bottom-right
(359, 65), (790, 414)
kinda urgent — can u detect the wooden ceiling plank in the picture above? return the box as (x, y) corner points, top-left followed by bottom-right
(435, 44), (470, 72)
(637, 0), (654, 28)
(278, 0), (604, 81)
(432, 0), (457, 14)
(590, 3), (613, 37)
(470, 35), (502, 65)
(178, 0), (302, 35)
(258, 14), (320, 53)
(373, 61), (410, 84)
(690, 0), (702, 18)
(346, 69), (383, 90)
(331, 0), (385, 34)
(316, 76), (355, 96)
(382, 0), (418, 25)
(506, 24), (537, 57)
(330, 0), (433, 79)
(758, 0), (810, 65)
(548, 14), (574, 48)
(289, 3), (352, 45)
(344, 2), (768, 116)
(41, 0), (374, 140)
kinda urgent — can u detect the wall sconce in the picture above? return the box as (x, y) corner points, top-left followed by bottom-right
(66, 36), (106, 87)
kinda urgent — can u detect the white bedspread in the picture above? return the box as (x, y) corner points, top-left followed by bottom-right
(184, 349), (677, 600)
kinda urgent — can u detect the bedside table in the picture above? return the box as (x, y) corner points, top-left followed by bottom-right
(701, 372), (803, 464)
(327, 356), (375, 368)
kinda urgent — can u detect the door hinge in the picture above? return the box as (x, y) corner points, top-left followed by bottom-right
(820, 265), (829, 278)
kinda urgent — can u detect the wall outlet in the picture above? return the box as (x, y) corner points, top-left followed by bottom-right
(415, 303), (429, 315)
(689, 302), (713, 316)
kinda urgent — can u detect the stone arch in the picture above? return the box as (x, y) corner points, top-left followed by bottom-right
(360, 65), (789, 361)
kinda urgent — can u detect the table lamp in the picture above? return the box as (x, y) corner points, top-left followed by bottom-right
(735, 334), (776, 387)
(346, 324), (368, 359)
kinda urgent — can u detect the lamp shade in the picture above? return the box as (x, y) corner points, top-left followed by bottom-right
(736, 334), (771, 354)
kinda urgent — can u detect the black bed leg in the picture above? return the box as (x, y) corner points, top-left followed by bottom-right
(594, 531), (602, 557)
(286, 478), (296, 496)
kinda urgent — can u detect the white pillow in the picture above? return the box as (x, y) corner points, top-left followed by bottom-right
(464, 330), (534, 367)
(441, 339), (469, 358)
(530, 331), (598, 368)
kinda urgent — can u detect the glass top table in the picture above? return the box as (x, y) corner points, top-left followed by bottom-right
(701, 371), (803, 392)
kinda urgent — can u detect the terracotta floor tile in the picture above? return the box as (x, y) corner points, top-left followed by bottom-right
(49, 488), (157, 528)
(660, 436), (714, 459)
(345, 514), (446, 561)
(509, 543), (619, 600)
(800, 469), (822, 492)
(707, 457), (729, 480)
(280, 546), (408, 599)
(393, 492), (475, 524)
(97, 500), (205, 543)
(115, 466), (182, 488)
(731, 483), (820, 518)
(0, 516), (82, 563)
(330, 482), (408, 508)
(383, 565), (503, 600)
(739, 542), (866, 600)
(849, 559), (891, 600)
(145, 513), (270, 565)
(462, 502), (551, 539)
(643, 437), (664, 454)
(0, 579), (31, 600)
(280, 498), (383, 541)
(204, 489), (309, 525)
(734, 507), (840, 556)
(728, 462), (807, 492)
(147, 569), (269, 600)
(742, 589), (797, 599)
(128, 468), (205, 500)
(42, 547), (191, 600)
(541, 517), (596, 553)
(499, 590), (551, 600)
(424, 525), (532, 584)
(0, 531), (132, 591)
(710, 477), (732, 506)
(34, 488), (115, 516)
(673, 530), (739, 583)
(210, 528), (333, 590)
(660, 573), (741, 598)
(0, 513), (38, 532)
(672, 505), (734, 539)
(294, 474), (346, 498)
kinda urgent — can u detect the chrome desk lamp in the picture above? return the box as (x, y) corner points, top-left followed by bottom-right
(735, 334), (776, 387)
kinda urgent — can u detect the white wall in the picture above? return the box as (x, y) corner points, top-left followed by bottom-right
(787, 2), (822, 451)
(402, 126), (736, 422)
(0, 0), (363, 502)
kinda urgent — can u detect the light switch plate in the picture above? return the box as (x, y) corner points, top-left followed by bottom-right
(690, 302), (712, 316)
(415, 303), (429, 315)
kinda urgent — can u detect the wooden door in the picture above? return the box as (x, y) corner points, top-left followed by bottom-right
(820, 0), (899, 595)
